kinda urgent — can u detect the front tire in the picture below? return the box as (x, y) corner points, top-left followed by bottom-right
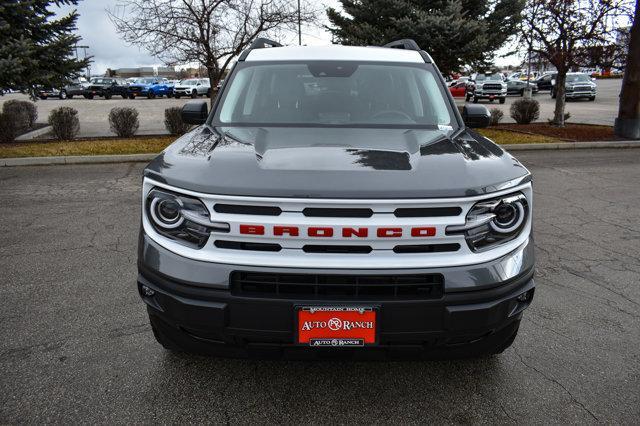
(473, 96), (479, 103)
(59, 90), (67, 100)
(128, 94), (135, 99)
(104, 92), (112, 100)
(147, 91), (155, 99)
(589, 96), (595, 101)
(191, 89), (198, 99)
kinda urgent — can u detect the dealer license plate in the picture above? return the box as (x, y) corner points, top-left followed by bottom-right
(297, 306), (377, 347)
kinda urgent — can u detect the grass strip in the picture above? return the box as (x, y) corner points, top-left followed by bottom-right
(0, 136), (175, 158)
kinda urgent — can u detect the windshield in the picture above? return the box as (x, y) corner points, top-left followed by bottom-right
(92, 78), (112, 84)
(182, 80), (198, 85)
(215, 62), (454, 127)
(566, 74), (590, 83)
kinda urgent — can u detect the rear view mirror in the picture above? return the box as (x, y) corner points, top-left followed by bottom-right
(181, 101), (208, 125)
(462, 104), (491, 129)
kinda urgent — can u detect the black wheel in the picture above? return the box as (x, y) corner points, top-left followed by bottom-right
(191, 89), (197, 99)
(128, 94), (135, 99)
(472, 96), (479, 103)
(499, 97), (506, 104)
(87, 94), (94, 99)
(147, 91), (155, 99)
(39, 95), (47, 100)
(174, 94), (181, 99)
(59, 90), (67, 100)
(104, 93), (112, 100)
(83, 94), (90, 99)
(167, 92), (173, 98)
(589, 96), (595, 101)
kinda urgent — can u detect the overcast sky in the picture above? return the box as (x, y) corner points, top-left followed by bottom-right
(57, 0), (341, 75)
(58, 0), (521, 76)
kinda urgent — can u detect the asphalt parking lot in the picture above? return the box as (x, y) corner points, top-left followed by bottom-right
(0, 79), (622, 138)
(452, 78), (621, 126)
(0, 148), (639, 423)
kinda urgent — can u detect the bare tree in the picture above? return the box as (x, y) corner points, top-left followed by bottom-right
(108, 0), (316, 100)
(521, 0), (632, 126)
(615, 0), (639, 139)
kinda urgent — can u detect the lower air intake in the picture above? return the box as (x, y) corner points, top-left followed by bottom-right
(230, 271), (444, 300)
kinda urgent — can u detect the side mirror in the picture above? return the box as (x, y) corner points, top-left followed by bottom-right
(462, 104), (491, 129)
(181, 101), (208, 125)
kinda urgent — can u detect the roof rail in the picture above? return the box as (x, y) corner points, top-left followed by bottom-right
(383, 39), (421, 51)
(382, 39), (432, 63)
(239, 38), (282, 61)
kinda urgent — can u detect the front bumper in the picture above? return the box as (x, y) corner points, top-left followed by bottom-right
(137, 233), (535, 358)
(173, 88), (193, 95)
(565, 90), (596, 99)
(474, 90), (507, 98)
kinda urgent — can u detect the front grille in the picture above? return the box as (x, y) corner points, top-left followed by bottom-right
(214, 240), (281, 251)
(483, 84), (503, 91)
(394, 207), (462, 217)
(303, 208), (373, 218)
(214, 204), (282, 216)
(573, 85), (592, 91)
(230, 271), (444, 300)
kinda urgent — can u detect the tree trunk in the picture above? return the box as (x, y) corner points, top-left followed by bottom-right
(553, 70), (567, 126)
(206, 64), (219, 107)
(615, 0), (640, 139)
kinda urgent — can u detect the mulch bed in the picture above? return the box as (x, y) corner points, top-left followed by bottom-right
(494, 123), (621, 142)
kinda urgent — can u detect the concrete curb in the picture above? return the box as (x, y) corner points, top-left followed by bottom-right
(1, 140), (639, 167)
(0, 153), (157, 167)
(15, 125), (52, 141)
(502, 140), (640, 150)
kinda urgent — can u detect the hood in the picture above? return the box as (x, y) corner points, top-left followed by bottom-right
(144, 125), (530, 199)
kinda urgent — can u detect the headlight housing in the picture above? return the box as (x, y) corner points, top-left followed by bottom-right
(145, 188), (229, 248)
(446, 192), (529, 252)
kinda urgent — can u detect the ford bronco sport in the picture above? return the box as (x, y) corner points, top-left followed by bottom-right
(137, 39), (535, 359)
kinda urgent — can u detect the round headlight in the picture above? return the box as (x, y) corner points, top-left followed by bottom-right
(490, 201), (525, 233)
(150, 197), (184, 228)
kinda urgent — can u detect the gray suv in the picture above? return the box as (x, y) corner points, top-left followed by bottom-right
(137, 38), (535, 359)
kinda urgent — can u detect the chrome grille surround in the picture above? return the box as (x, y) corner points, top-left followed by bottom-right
(142, 177), (532, 269)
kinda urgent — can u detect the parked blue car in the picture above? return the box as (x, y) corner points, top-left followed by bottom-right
(128, 77), (174, 99)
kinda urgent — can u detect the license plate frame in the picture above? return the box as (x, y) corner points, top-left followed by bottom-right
(295, 306), (379, 347)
